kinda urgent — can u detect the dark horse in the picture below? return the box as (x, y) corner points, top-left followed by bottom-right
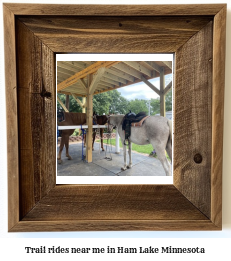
(93, 115), (108, 151)
(83, 114), (108, 151)
(57, 112), (86, 164)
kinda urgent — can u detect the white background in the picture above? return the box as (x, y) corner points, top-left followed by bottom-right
(0, 0), (231, 260)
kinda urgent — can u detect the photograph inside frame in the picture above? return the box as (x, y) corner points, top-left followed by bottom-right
(56, 54), (174, 185)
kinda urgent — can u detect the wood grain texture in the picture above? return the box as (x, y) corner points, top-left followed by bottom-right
(11, 220), (218, 232)
(18, 16), (213, 53)
(16, 19), (56, 219)
(3, 3), (226, 231)
(15, 185), (218, 231)
(3, 4), (19, 231)
(3, 3), (225, 16)
(174, 22), (213, 218)
(22, 185), (207, 221)
(211, 6), (226, 228)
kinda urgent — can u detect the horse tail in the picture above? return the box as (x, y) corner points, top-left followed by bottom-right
(167, 119), (172, 145)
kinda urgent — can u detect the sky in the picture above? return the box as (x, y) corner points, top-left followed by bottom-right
(116, 74), (172, 101)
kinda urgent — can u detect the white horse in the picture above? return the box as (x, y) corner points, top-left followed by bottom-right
(108, 114), (172, 176)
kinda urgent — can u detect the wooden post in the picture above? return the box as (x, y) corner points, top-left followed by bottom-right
(86, 74), (93, 162)
(160, 67), (166, 117)
(82, 97), (86, 113)
(65, 94), (70, 111)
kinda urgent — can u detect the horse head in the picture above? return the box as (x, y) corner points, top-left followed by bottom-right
(106, 114), (115, 132)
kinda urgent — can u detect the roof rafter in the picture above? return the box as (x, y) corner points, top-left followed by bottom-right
(123, 61), (152, 77)
(113, 62), (142, 79)
(89, 67), (106, 94)
(162, 61), (172, 70)
(144, 61), (162, 73)
(104, 70), (127, 85)
(106, 67), (135, 82)
(57, 61), (119, 92)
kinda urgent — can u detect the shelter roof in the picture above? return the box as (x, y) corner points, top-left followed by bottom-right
(57, 61), (172, 97)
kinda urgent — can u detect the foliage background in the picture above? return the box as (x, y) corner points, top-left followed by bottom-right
(57, 85), (172, 116)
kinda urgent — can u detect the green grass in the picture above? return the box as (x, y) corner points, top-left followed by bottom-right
(96, 138), (153, 155)
(96, 138), (170, 161)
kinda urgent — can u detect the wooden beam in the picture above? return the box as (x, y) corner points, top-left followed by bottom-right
(123, 61), (152, 77)
(57, 61), (78, 73)
(164, 81), (172, 95)
(57, 96), (69, 112)
(113, 63), (142, 79)
(82, 97), (86, 113)
(78, 78), (87, 92)
(57, 66), (76, 76)
(106, 67), (135, 82)
(141, 76), (160, 96)
(162, 61), (172, 70)
(57, 61), (119, 91)
(99, 81), (115, 88)
(58, 90), (86, 97)
(58, 61), (94, 73)
(145, 61), (162, 73)
(100, 75), (120, 86)
(72, 94), (84, 108)
(104, 70), (127, 84)
(65, 61), (89, 70)
(86, 74), (93, 162)
(89, 67), (106, 94)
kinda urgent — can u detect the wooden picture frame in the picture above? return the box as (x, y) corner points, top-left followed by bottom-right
(4, 3), (226, 231)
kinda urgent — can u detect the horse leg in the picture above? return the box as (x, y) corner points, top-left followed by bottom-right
(100, 128), (104, 151)
(57, 136), (65, 164)
(166, 137), (172, 162)
(121, 142), (128, 171)
(127, 141), (132, 168)
(92, 130), (96, 151)
(151, 142), (171, 176)
(64, 135), (72, 160)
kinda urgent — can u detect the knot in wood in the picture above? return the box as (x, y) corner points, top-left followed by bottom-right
(194, 153), (203, 164)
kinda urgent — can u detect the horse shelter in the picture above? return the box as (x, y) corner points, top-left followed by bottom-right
(57, 60), (172, 176)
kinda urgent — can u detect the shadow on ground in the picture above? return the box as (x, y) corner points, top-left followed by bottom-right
(57, 142), (166, 176)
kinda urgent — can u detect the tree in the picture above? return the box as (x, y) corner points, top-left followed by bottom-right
(107, 90), (129, 114)
(149, 88), (172, 115)
(57, 93), (83, 112)
(165, 89), (172, 112)
(93, 92), (112, 115)
(150, 97), (160, 115)
(128, 99), (149, 114)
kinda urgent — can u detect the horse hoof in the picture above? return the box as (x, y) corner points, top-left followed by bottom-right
(121, 167), (127, 171)
(58, 159), (62, 164)
(127, 165), (132, 169)
(67, 156), (72, 160)
(102, 148), (105, 151)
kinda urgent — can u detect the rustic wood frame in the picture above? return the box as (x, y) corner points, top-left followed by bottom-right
(4, 4), (226, 232)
